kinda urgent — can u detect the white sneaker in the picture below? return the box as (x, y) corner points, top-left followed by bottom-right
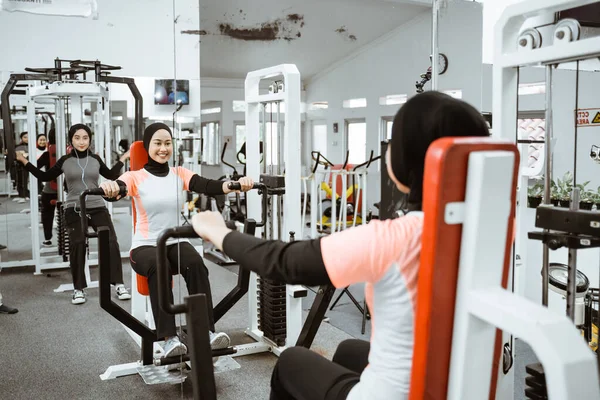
(72, 290), (86, 305)
(115, 284), (131, 300)
(17, 198), (26, 204)
(42, 240), (52, 247)
(164, 336), (187, 357)
(209, 331), (231, 350)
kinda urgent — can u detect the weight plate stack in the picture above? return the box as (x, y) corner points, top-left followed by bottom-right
(258, 277), (287, 346)
(56, 203), (70, 262)
(525, 363), (548, 400)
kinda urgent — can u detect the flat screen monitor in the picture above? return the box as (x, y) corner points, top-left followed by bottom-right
(154, 79), (190, 105)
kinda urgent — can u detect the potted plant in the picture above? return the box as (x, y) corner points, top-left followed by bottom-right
(555, 171), (574, 208)
(594, 187), (600, 211)
(550, 179), (561, 206)
(577, 181), (594, 210)
(527, 181), (543, 208)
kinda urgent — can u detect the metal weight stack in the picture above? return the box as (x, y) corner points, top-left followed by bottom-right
(256, 173), (288, 346)
(56, 202), (69, 261)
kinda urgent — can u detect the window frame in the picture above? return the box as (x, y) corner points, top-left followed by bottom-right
(344, 118), (367, 166)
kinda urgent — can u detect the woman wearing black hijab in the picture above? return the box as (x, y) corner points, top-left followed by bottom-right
(17, 124), (132, 305)
(100, 123), (254, 357)
(189, 92), (491, 400)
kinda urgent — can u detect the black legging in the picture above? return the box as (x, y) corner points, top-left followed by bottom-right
(15, 163), (29, 198)
(41, 192), (57, 241)
(64, 206), (125, 290)
(270, 339), (370, 400)
(130, 242), (215, 339)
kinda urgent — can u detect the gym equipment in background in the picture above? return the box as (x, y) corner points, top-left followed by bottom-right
(244, 64), (307, 355)
(494, 1), (600, 397)
(0, 58), (141, 279)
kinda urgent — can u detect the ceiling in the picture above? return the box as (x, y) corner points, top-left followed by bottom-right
(197, 0), (429, 79)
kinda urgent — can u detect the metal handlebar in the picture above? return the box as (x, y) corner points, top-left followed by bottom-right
(79, 188), (106, 238)
(226, 182), (267, 227)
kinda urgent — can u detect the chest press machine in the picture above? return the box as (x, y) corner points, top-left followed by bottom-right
(127, 137), (598, 399)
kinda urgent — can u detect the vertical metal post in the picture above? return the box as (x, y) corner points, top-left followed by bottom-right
(276, 101), (281, 175)
(566, 189), (580, 321)
(186, 294), (217, 400)
(542, 65), (554, 307)
(261, 103), (267, 175)
(55, 99), (66, 203)
(431, 0), (440, 91)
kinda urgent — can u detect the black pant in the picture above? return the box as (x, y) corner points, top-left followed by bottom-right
(64, 206), (125, 290)
(15, 163), (29, 198)
(130, 242), (215, 339)
(270, 339), (370, 400)
(41, 192), (57, 241)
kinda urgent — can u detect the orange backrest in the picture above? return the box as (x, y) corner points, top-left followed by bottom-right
(409, 138), (519, 400)
(130, 141), (150, 296)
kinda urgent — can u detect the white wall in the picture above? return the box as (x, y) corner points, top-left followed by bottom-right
(0, 0), (200, 78)
(303, 1), (484, 210)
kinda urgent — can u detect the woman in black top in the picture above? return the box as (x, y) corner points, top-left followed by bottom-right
(16, 124), (132, 305)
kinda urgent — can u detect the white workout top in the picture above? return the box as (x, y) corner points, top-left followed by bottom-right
(118, 167), (194, 250)
(320, 212), (423, 400)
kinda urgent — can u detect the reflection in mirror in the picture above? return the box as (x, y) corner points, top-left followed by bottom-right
(201, 101), (222, 166)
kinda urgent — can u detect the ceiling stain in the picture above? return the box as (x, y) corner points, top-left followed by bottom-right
(335, 25), (357, 41)
(182, 29), (208, 36)
(219, 22), (280, 41)
(215, 14), (305, 41)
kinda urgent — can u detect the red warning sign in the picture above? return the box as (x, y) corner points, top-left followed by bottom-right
(577, 109), (600, 127)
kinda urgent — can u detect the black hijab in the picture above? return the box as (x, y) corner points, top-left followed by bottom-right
(389, 91), (490, 208)
(143, 123), (173, 177)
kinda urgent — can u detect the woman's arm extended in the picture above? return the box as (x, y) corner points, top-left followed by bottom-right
(222, 230), (331, 286)
(21, 153), (64, 181)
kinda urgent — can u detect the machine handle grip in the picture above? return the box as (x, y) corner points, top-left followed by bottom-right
(79, 188), (107, 238)
(157, 226), (202, 315)
(226, 182), (262, 191)
(224, 182), (267, 228)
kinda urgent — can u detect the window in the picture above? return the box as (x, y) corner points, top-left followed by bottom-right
(265, 102), (286, 113)
(235, 123), (246, 154)
(382, 118), (394, 141)
(379, 94), (407, 106)
(343, 98), (367, 109)
(201, 122), (220, 165)
(519, 82), (546, 96)
(312, 124), (328, 159)
(262, 122), (280, 166)
(309, 101), (328, 110)
(518, 116), (545, 172)
(233, 101), (247, 112)
(346, 120), (367, 165)
(200, 107), (221, 115)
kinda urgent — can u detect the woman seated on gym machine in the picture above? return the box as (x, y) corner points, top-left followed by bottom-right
(190, 91), (491, 400)
(16, 124), (132, 305)
(99, 123), (254, 357)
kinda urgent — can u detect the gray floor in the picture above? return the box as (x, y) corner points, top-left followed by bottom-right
(0, 194), (538, 399)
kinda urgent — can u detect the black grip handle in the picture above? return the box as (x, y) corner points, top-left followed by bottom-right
(79, 188), (107, 238)
(227, 182), (267, 226)
(226, 182), (262, 191)
(157, 226), (200, 315)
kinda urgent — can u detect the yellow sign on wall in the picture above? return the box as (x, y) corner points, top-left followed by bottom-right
(577, 109), (600, 127)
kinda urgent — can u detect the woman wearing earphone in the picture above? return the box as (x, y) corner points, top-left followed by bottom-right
(16, 124), (132, 305)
